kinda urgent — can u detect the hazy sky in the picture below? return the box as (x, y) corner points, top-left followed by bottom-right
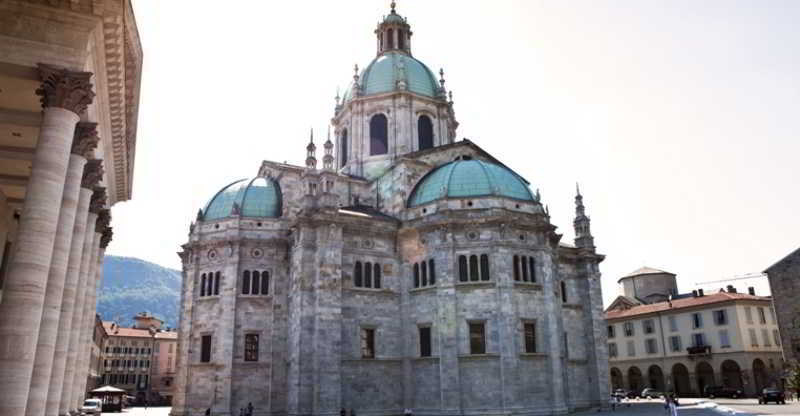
(110, 0), (800, 306)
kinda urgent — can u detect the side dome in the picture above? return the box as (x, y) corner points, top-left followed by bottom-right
(408, 160), (534, 207)
(203, 177), (282, 220)
(345, 52), (440, 101)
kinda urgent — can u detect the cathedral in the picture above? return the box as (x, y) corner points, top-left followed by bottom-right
(171, 3), (610, 416)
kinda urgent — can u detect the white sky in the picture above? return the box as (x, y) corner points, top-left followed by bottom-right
(109, 0), (800, 306)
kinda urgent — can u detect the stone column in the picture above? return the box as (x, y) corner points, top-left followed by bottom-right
(0, 64), (93, 416)
(25, 123), (98, 416)
(75, 217), (107, 406)
(69, 208), (107, 411)
(50, 160), (102, 416)
(60, 187), (103, 415)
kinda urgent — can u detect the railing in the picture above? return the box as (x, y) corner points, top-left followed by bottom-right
(686, 345), (711, 357)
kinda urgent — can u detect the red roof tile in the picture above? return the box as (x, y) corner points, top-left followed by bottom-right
(605, 291), (770, 320)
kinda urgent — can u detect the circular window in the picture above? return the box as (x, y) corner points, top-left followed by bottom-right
(519, 234), (526, 241)
(208, 249), (217, 259)
(515, 204), (521, 209)
(467, 201), (473, 207)
(252, 248), (264, 258)
(257, 222), (263, 227)
(214, 224), (219, 229)
(467, 231), (479, 241)
(362, 239), (374, 249)
(422, 208), (427, 214)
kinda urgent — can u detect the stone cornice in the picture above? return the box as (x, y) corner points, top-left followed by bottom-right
(72, 121), (99, 157)
(89, 186), (107, 214)
(81, 158), (104, 189)
(36, 63), (95, 114)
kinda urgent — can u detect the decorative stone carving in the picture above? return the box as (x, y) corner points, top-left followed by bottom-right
(81, 159), (104, 189)
(89, 187), (107, 213)
(100, 226), (113, 248)
(95, 209), (111, 231)
(36, 64), (95, 114)
(71, 122), (99, 158)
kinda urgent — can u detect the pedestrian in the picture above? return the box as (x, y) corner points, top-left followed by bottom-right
(668, 395), (678, 416)
(340, 408), (347, 416)
(205, 408), (211, 416)
(144, 399), (148, 409)
(247, 402), (254, 416)
(663, 395), (670, 415)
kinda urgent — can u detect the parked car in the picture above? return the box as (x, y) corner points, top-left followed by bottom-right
(612, 389), (636, 399)
(641, 388), (664, 399)
(758, 388), (786, 404)
(704, 385), (743, 399)
(79, 398), (102, 415)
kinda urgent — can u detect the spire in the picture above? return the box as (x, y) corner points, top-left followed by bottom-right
(573, 183), (595, 250)
(323, 126), (334, 171)
(305, 128), (317, 170)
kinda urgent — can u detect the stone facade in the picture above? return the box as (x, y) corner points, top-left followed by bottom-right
(171, 5), (609, 416)
(765, 247), (800, 363)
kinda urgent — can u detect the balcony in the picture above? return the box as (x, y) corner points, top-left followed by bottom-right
(686, 345), (711, 358)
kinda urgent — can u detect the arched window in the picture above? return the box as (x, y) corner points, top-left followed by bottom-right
(214, 272), (221, 295)
(252, 271), (260, 295)
(200, 274), (206, 297)
(418, 115), (433, 150)
(206, 273), (213, 296)
(398, 29), (405, 49)
(261, 271), (269, 295)
(340, 129), (348, 165)
(421, 261), (428, 286)
(528, 256), (536, 282)
(513, 256), (520, 281)
(469, 255), (479, 281)
(355, 262), (363, 287)
(458, 255), (468, 282)
(561, 281), (567, 303)
(413, 263), (420, 288)
(370, 114), (388, 155)
(428, 259), (436, 285)
(480, 254), (490, 281)
(364, 262), (373, 288)
(521, 257), (529, 282)
(242, 271), (251, 295)
(373, 264), (381, 289)
(387, 29), (394, 49)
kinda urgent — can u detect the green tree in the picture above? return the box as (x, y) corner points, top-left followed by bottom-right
(787, 362), (800, 396)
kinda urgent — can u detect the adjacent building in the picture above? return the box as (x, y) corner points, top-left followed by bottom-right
(764, 247), (800, 364)
(606, 267), (784, 397)
(0, 1), (141, 415)
(171, 3), (610, 416)
(87, 314), (109, 393)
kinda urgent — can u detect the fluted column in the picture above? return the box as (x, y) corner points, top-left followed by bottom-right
(49, 160), (102, 416)
(0, 64), (94, 416)
(25, 123), (98, 416)
(59, 187), (103, 415)
(68, 206), (106, 412)
(74, 215), (107, 407)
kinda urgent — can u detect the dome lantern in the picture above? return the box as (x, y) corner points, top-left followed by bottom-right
(375, 1), (412, 56)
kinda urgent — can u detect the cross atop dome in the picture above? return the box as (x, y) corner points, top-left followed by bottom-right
(375, 1), (412, 56)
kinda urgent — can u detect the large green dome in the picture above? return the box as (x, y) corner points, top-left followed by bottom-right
(203, 177), (282, 220)
(343, 52), (440, 101)
(408, 160), (535, 207)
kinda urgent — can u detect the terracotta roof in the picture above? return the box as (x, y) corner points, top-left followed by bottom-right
(605, 291), (770, 320)
(102, 321), (177, 339)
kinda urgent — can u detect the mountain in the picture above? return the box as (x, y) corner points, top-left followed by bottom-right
(97, 255), (181, 328)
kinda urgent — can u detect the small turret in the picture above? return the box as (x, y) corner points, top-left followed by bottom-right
(574, 183), (595, 250)
(305, 128), (317, 170)
(323, 126), (334, 171)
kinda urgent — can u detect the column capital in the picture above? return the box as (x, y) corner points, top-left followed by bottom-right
(89, 187), (107, 214)
(36, 64), (95, 114)
(71, 122), (99, 158)
(81, 159), (104, 190)
(95, 209), (111, 231)
(100, 227), (113, 249)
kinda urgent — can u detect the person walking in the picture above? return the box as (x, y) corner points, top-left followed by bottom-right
(668, 394), (678, 416)
(247, 402), (254, 416)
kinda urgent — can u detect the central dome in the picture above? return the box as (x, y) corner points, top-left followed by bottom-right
(344, 52), (440, 101)
(203, 177), (282, 220)
(408, 160), (535, 207)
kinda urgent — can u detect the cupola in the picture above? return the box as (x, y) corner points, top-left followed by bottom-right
(376, 1), (412, 55)
(202, 177), (282, 220)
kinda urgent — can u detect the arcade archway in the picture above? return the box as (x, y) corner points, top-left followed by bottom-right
(671, 363), (691, 396)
